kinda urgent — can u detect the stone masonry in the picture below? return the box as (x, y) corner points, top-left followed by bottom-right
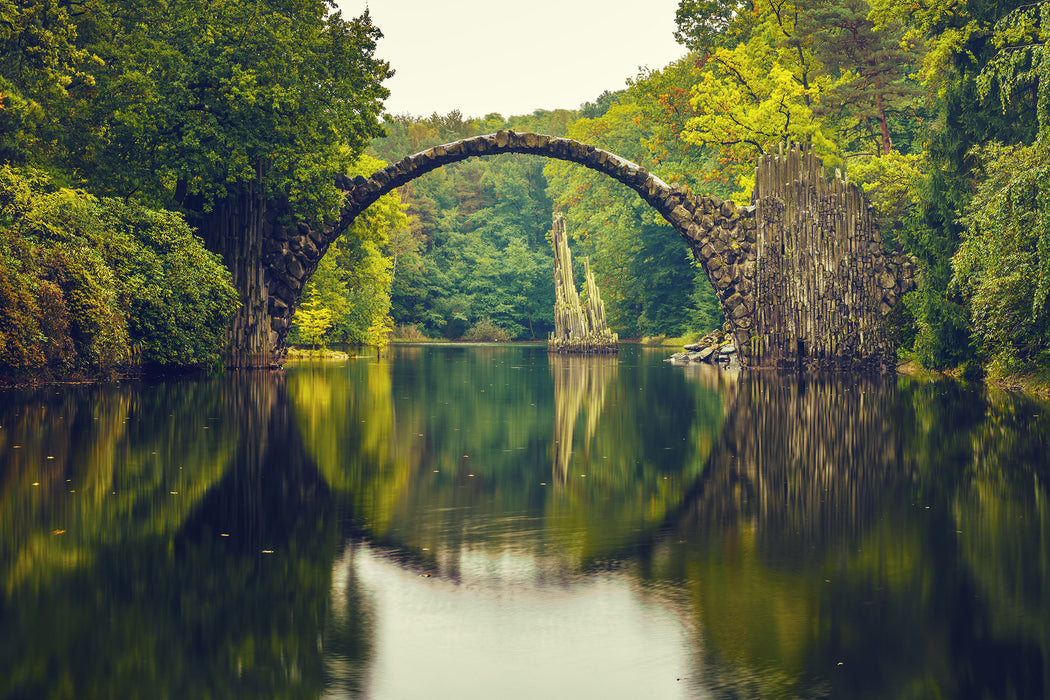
(261, 131), (914, 370)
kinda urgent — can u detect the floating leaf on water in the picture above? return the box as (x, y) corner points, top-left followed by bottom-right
(52, 529), (66, 535)
(170, 491), (178, 495)
(31, 482), (39, 487)
(420, 573), (432, 578)
(220, 533), (230, 537)
(261, 550), (274, 554)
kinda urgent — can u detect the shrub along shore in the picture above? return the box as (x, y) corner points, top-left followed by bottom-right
(0, 169), (239, 380)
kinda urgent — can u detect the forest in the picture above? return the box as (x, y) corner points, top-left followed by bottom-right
(1, 0), (1048, 382)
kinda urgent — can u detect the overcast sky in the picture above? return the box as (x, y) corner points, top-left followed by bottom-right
(336, 0), (688, 119)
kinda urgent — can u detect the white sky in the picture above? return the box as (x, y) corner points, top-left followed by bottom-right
(336, 0), (688, 119)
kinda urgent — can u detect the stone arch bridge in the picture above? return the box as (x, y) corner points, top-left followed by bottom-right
(252, 131), (913, 370)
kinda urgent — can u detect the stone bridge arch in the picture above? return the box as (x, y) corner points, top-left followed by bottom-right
(261, 132), (914, 370)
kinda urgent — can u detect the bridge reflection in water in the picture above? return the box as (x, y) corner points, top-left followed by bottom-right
(0, 349), (1046, 698)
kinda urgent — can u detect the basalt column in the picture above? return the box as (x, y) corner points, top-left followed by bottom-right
(548, 213), (618, 353)
(193, 180), (286, 369)
(748, 145), (915, 371)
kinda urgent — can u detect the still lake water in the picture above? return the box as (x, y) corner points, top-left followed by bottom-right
(1, 343), (1048, 699)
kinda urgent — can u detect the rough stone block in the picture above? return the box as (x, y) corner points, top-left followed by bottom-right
(287, 258), (304, 280)
(670, 205), (693, 226)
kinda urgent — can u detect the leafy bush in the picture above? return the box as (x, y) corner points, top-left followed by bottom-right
(395, 323), (428, 340)
(460, 318), (511, 342)
(0, 167), (238, 374)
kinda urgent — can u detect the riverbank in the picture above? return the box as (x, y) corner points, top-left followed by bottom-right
(286, 348), (352, 360)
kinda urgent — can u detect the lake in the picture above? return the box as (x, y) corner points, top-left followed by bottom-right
(1, 344), (1048, 699)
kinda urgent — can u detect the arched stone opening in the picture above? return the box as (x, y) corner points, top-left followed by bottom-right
(259, 132), (913, 370)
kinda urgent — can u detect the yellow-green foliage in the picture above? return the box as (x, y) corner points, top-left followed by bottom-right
(0, 167), (238, 374)
(289, 154), (401, 349)
(681, 4), (844, 199)
(953, 142), (1050, 374)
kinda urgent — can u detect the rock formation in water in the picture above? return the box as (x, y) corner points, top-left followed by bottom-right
(548, 213), (618, 354)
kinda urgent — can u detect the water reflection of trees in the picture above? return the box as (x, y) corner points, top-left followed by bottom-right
(4, 356), (1045, 699)
(0, 374), (369, 699)
(291, 346), (726, 572)
(640, 373), (1050, 700)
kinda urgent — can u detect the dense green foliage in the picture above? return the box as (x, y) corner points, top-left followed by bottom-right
(287, 154), (405, 350)
(0, 168), (238, 372)
(367, 112), (566, 340)
(953, 142), (1050, 373)
(4, 0), (1047, 377)
(825, 0), (1045, 375)
(367, 102), (725, 342)
(2, 0), (390, 214)
(1, 0), (392, 373)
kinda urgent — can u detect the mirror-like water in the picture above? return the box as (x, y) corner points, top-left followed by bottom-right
(1, 344), (1047, 699)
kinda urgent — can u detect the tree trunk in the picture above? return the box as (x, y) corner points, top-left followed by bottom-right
(875, 92), (893, 155)
(193, 181), (283, 369)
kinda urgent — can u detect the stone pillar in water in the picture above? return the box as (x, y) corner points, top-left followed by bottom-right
(548, 213), (618, 354)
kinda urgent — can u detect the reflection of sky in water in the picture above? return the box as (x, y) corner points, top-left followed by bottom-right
(327, 543), (698, 700)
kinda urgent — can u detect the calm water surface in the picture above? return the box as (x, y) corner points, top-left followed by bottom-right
(1, 344), (1048, 699)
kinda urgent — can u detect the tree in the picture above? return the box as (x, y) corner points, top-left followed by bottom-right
(798, 0), (922, 156)
(868, 0), (1037, 368)
(674, 0), (750, 51)
(295, 293), (333, 350)
(289, 154), (406, 349)
(0, 0), (97, 166)
(1, 0), (393, 366)
(680, 2), (843, 196)
(950, 1), (1050, 375)
(952, 142), (1050, 374)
